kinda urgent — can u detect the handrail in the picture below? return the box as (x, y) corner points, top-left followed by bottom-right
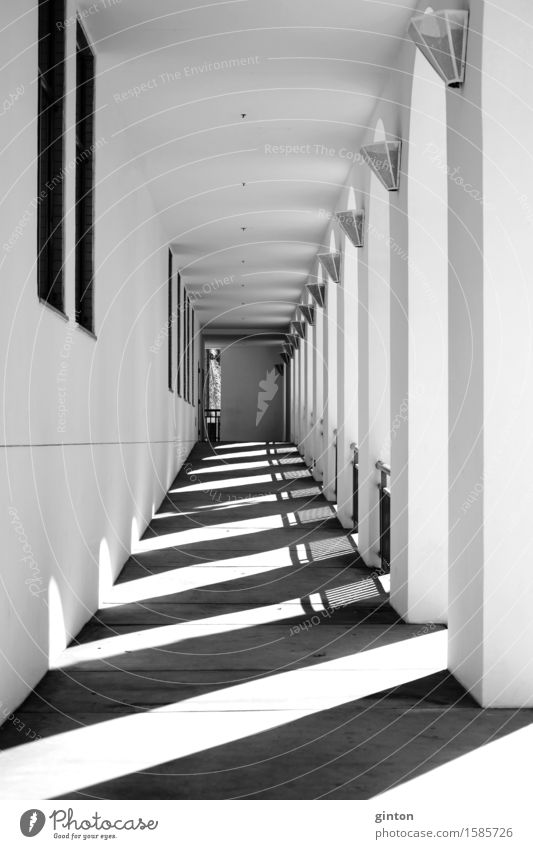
(351, 442), (359, 532)
(376, 459), (391, 573)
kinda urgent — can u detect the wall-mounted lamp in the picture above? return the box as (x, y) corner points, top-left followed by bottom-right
(408, 9), (469, 87)
(306, 282), (326, 308)
(360, 140), (402, 191)
(299, 304), (316, 326)
(280, 352), (290, 365)
(275, 363), (284, 376)
(290, 320), (306, 339)
(335, 209), (364, 248)
(285, 332), (300, 351)
(317, 251), (341, 283)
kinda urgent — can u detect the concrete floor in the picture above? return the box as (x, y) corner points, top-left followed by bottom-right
(0, 442), (531, 799)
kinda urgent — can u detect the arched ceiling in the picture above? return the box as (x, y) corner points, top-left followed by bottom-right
(85, 0), (418, 333)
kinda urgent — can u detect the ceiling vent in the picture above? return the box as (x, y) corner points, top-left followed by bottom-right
(317, 251), (341, 283)
(306, 282), (326, 308)
(299, 304), (316, 326)
(360, 141), (402, 191)
(408, 9), (469, 87)
(335, 209), (364, 248)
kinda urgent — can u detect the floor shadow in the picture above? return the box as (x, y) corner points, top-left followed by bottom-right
(54, 671), (533, 800)
(2, 442), (531, 801)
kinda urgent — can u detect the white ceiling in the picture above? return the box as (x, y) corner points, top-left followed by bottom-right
(85, 0), (418, 333)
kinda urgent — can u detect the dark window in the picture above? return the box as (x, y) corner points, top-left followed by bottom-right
(176, 272), (182, 396)
(191, 308), (196, 406)
(75, 20), (95, 332)
(185, 295), (190, 403)
(168, 250), (173, 391)
(37, 0), (66, 312)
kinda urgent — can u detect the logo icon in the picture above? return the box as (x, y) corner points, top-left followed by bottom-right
(20, 810), (46, 837)
(256, 368), (279, 425)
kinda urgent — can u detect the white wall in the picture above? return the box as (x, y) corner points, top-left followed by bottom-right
(0, 0), (198, 719)
(221, 344), (284, 442)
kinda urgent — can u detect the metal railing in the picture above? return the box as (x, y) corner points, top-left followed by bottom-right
(376, 460), (391, 573)
(350, 443), (359, 532)
(204, 408), (221, 443)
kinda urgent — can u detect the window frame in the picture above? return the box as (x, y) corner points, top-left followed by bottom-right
(177, 272), (182, 397)
(37, 0), (66, 315)
(75, 18), (95, 334)
(191, 307), (196, 407)
(167, 249), (173, 392)
(185, 295), (190, 402)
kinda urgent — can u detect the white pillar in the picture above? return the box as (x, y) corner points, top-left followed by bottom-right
(358, 170), (391, 568)
(336, 241), (359, 529)
(292, 347), (301, 446)
(302, 323), (314, 467)
(322, 278), (338, 501)
(297, 339), (306, 454)
(389, 49), (448, 624)
(447, 0), (533, 706)
(312, 305), (324, 482)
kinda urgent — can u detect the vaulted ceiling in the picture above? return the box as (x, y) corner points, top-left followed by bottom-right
(85, 0), (418, 333)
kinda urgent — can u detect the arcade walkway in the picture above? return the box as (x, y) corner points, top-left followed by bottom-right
(0, 443), (529, 799)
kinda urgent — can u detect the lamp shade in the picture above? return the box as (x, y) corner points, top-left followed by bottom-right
(317, 251), (341, 283)
(286, 331), (300, 350)
(408, 10), (469, 87)
(360, 141), (402, 191)
(290, 320), (306, 339)
(299, 304), (316, 326)
(335, 209), (364, 247)
(306, 282), (326, 308)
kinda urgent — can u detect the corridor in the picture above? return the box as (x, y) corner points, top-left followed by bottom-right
(0, 443), (528, 800)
